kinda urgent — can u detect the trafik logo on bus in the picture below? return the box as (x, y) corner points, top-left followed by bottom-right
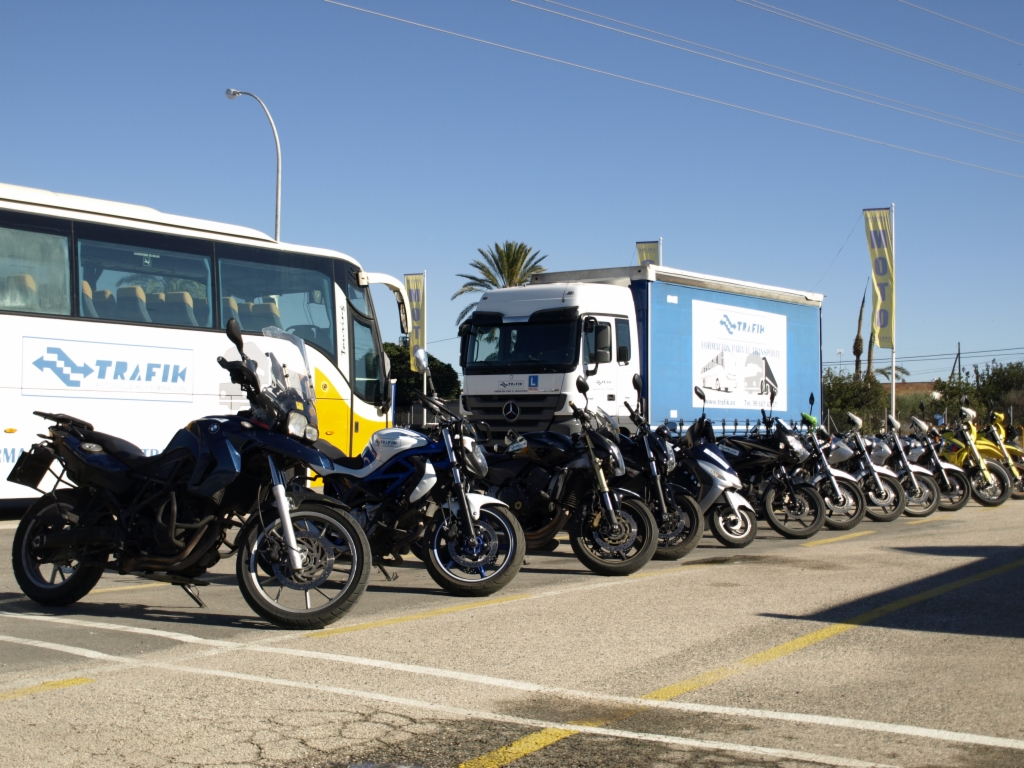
(719, 314), (765, 336)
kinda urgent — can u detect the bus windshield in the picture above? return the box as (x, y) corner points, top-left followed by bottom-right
(465, 319), (579, 374)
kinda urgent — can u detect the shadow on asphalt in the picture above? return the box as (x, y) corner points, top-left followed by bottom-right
(1, 595), (271, 630)
(762, 545), (1024, 639)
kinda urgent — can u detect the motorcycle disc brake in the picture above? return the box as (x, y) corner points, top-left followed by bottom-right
(446, 520), (500, 572)
(589, 509), (639, 553)
(271, 531), (335, 591)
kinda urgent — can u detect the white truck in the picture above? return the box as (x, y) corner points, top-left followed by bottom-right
(458, 264), (822, 439)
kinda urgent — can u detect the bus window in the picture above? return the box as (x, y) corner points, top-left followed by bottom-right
(0, 225), (70, 316)
(218, 251), (335, 358)
(352, 317), (382, 403)
(344, 266), (373, 317)
(77, 239), (212, 327)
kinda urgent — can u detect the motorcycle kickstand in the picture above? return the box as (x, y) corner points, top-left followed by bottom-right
(180, 584), (206, 608)
(374, 560), (400, 582)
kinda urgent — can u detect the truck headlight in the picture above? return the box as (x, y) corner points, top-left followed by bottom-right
(286, 411), (308, 438)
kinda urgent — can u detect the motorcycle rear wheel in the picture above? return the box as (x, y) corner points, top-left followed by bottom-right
(969, 461), (1012, 507)
(936, 468), (970, 511)
(864, 476), (907, 522)
(709, 503), (757, 548)
(762, 485), (826, 539)
(569, 497), (657, 576)
(424, 504), (525, 597)
(236, 503), (371, 630)
(821, 477), (867, 531)
(12, 490), (106, 607)
(901, 473), (941, 517)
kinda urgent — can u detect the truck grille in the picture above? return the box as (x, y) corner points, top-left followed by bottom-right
(463, 394), (567, 433)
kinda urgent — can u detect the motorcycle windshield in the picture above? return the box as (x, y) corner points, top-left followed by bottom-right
(588, 407), (620, 443)
(253, 327), (316, 418)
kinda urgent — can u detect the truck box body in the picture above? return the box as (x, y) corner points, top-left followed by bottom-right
(459, 265), (822, 437)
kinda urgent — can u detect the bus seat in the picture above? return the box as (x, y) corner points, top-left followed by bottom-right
(165, 292), (198, 326)
(259, 295), (279, 305)
(146, 292), (170, 324)
(114, 286), (152, 323)
(237, 302), (254, 330)
(252, 302), (282, 329)
(221, 297), (240, 327)
(193, 297), (210, 327)
(93, 289), (117, 319)
(80, 281), (98, 318)
(3, 274), (41, 311)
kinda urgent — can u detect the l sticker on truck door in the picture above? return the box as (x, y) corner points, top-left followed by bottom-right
(692, 300), (786, 411)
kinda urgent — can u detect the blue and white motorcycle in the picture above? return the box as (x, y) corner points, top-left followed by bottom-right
(319, 350), (524, 597)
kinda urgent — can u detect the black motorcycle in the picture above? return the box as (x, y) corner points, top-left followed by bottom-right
(8, 320), (371, 629)
(615, 374), (703, 560)
(797, 395), (867, 531)
(716, 398), (826, 540)
(484, 376), (658, 576)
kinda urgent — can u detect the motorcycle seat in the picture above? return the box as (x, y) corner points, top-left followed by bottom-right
(313, 439), (365, 471)
(80, 430), (169, 471)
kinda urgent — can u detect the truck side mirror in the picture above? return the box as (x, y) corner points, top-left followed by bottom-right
(458, 322), (471, 337)
(594, 324), (612, 364)
(632, 373), (643, 393)
(583, 316), (597, 333)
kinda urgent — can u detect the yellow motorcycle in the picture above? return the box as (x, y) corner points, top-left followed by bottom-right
(982, 409), (1024, 500)
(938, 401), (1012, 507)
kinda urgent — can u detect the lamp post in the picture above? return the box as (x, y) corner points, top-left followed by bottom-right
(225, 88), (281, 241)
(837, 348), (844, 372)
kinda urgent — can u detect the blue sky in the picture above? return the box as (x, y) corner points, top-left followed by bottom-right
(2, 0), (1022, 381)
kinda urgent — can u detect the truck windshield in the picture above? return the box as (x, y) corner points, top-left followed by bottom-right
(465, 320), (579, 373)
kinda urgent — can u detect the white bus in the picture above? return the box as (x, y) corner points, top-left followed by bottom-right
(0, 183), (408, 509)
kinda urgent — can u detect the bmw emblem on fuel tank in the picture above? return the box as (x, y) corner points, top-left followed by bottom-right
(502, 401), (520, 422)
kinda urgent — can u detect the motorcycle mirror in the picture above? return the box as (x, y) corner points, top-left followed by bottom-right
(960, 395), (970, 406)
(576, 376), (589, 395)
(226, 318), (246, 357)
(918, 401), (925, 413)
(665, 421), (678, 432)
(412, 347), (430, 374)
(694, 386), (705, 402)
(809, 393), (815, 407)
(632, 373), (643, 393)
(770, 389), (777, 406)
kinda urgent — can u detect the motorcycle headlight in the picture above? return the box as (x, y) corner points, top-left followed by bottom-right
(304, 424), (319, 442)
(657, 437), (677, 473)
(286, 411), (308, 438)
(786, 434), (810, 460)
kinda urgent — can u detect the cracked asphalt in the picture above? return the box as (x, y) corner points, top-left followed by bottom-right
(0, 499), (1022, 768)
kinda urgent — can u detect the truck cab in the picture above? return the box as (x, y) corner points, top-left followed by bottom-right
(459, 283), (639, 440)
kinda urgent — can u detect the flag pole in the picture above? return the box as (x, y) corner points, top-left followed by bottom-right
(422, 270), (428, 396)
(890, 203), (896, 419)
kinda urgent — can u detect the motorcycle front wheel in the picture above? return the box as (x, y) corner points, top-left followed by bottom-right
(1010, 462), (1024, 501)
(709, 503), (757, 548)
(569, 496), (658, 576)
(762, 484), (826, 539)
(969, 461), (1012, 507)
(424, 504), (525, 597)
(820, 477), (867, 531)
(901, 472), (941, 517)
(236, 503), (371, 630)
(937, 468), (970, 511)
(645, 483), (704, 561)
(864, 475), (907, 522)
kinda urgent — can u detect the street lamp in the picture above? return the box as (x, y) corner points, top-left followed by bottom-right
(226, 88), (281, 241)
(837, 348), (844, 372)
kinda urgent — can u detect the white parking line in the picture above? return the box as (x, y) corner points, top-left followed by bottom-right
(0, 521), (20, 531)
(0, 633), (894, 768)
(3, 614), (1023, 753)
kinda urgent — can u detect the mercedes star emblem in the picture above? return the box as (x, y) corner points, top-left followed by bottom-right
(502, 401), (520, 422)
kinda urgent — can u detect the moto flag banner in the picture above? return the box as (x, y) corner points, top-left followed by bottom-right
(404, 273), (426, 367)
(636, 241), (660, 266)
(864, 208), (895, 349)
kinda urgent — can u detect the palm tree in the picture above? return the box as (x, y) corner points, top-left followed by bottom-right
(451, 241), (547, 323)
(876, 364), (911, 383)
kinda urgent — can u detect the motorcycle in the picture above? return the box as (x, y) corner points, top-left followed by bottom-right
(878, 416), (940, 518)
(906, 406), (970, 511)
(716, 393), (826, 540)
(937, 400), (1012, 507)
(615, 374), (704, 560)
(982, 408), (1024, 500)
(8, 320), (371, 629)
(826, 413), (907, 522)
(320, 349), (524, 597)
(484, 376), (659, 576)
(798, 395), (867, 531)
(669, 387), (758, 548)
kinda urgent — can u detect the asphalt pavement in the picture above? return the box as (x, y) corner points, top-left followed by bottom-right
(0, 498), (1021, 768)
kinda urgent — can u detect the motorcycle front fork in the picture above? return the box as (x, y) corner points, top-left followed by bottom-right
(267, 455), (303, 572)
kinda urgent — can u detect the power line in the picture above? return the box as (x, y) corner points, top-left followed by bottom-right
(811, 213), (862, 290)
(525, 0), (1024, 146)
(895, 0), (1024, 49)
(322, 0), (1024, 181)
(822, 346), (1024, 366)
(736, 0), (1024, 96)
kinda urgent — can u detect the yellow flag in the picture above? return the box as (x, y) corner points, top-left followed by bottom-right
(636, 241), (660, 266)
(864, 208), (894, 349)
(404, 273), (426, 368)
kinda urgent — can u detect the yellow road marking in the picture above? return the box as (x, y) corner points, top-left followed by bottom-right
(642, 557), (1024, 701)
(0, 677), (94, 702)
(800, 530), (876, 547)
(905, 514), (954, 525)
(307, 593), (531, 639)
(457, 727), (577, 768)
